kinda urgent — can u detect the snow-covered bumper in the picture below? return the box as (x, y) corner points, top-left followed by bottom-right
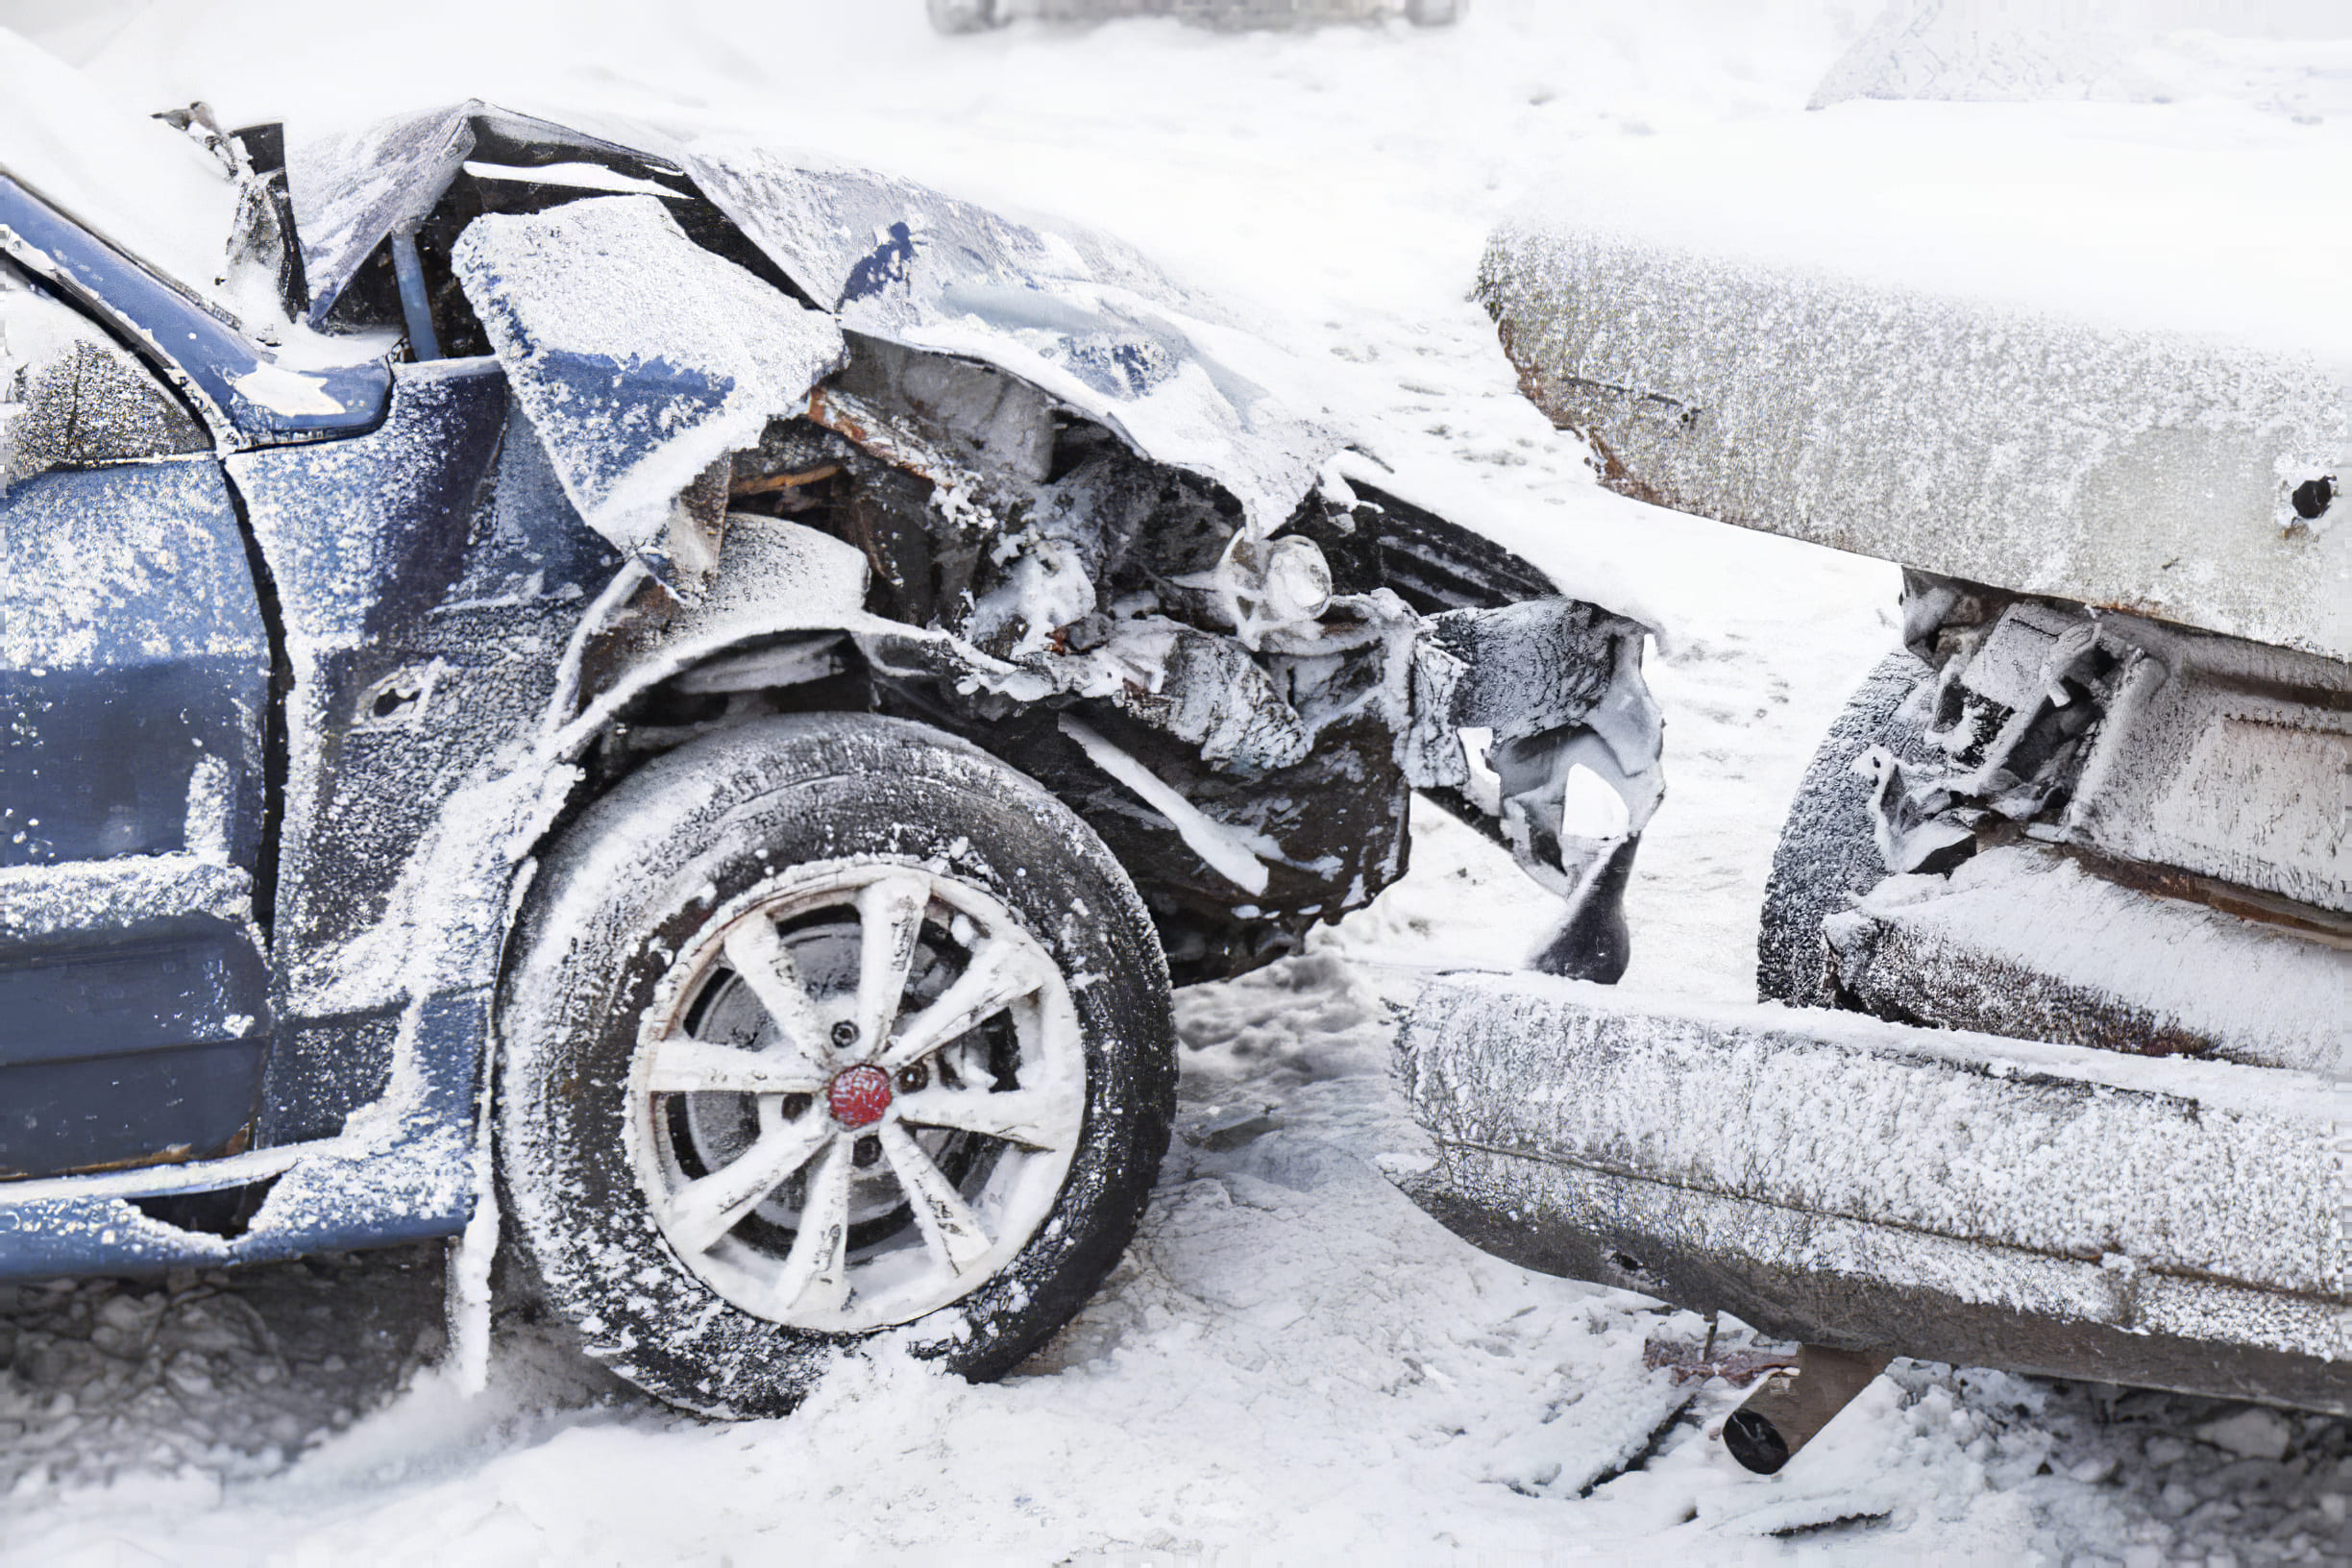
(1393, 973), (2351, 1411)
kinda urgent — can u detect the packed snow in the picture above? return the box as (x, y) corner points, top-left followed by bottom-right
(4, 0), (2348, 1562)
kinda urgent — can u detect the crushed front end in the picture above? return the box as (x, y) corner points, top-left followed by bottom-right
(281, 104), (1664, 989)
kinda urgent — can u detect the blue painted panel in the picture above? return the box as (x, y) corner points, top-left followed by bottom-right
(0, 177), (389, 444)
(0, 990), (486, 1280)
(0, 452), (274, 1179)
(0, 464), (268, 868)
(0, 1037), (267, 1180)
(0, 920), (266, 1068)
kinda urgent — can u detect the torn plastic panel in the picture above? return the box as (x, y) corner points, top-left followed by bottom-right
(1865, 576), (2352, 919)
(1405, 600), (1661, 979)
(553, 379), (1658, 977)
(449, 194), (845, 576)
(1804, 576), (2352, 1065)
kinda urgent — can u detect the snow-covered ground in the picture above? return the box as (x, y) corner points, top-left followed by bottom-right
(4, 1), (2347, 1560)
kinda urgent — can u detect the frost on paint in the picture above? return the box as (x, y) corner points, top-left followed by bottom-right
(1395, 971), (2350, 1411)
(0, 265), (206, 492)
(450, 195), (845, 576)
(1478, 96), (2351, 664)
(1482, 226), (2349, 664)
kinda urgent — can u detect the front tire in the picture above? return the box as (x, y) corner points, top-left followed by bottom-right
(497, 714), (1175, 1417)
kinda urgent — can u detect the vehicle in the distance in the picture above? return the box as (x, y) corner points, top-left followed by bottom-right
(0, 34), (1653, 1415)
(928, 0), (1462, 35)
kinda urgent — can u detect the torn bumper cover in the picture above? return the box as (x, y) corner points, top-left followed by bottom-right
(1393, 972), (2350, 1410)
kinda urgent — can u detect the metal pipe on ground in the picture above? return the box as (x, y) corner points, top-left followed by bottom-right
(1722, 1345), (1895, 1474)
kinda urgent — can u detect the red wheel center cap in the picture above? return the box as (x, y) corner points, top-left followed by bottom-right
(827, 1065), (893, 1129)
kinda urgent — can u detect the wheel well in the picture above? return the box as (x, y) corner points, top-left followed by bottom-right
(540, 630), (881, 850)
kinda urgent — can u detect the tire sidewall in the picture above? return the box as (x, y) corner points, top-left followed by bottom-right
(1756, 651), (1938, 1007)
(498, 717), (1174, 1417)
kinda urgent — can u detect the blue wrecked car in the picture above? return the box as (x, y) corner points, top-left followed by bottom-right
(0, 37), (1660, 1414)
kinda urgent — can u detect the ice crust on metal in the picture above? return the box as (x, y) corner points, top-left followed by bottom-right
(1826, 845), (2347, 1073)
(1478, 95), (2351, 663)
(450, 194), (845, 567)
(1397, 971), (2347, 1384)
(1482, 225), (2349, 662)
(676, 142), (1344, 537)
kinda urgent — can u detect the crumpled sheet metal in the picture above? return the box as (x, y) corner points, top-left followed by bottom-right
(677, 143), (1343, 537)
(451, 194), (845, 569)
(286, 104), (475, 324)
(287, 101), (665, 327)
(282, 105), (1345, 538)
(1481, 223), (2351, 663)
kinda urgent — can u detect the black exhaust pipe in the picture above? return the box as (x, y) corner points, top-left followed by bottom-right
(1722, 1345), (1894, 1475)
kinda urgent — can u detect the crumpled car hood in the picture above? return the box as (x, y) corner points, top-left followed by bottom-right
(286, 103), (1341, 543)
(451, 194), (845, 568)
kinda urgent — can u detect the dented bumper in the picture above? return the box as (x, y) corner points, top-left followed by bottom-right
(1393, 972), (2352, 1410)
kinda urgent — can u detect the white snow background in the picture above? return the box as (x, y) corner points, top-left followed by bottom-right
(2, 1), (2348, 1561)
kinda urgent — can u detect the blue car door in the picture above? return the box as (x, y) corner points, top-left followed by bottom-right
(0, 257), (276, 1179)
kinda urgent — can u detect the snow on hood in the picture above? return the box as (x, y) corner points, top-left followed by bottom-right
(0, 27), (237, 310)
(450, 194), (845, 567)
(673, 140), (1343, 535)
(286, 104), (1346, 536)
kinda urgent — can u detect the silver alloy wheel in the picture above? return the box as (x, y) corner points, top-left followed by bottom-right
(626, 859), (1086, 1333)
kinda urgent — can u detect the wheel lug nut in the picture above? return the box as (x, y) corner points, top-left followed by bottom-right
(780, 1092), (813, 1119)
(896, 1062), (928, 1093)
(831, 1019), (860, 1049)
(852, 1135), (882, 1167)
